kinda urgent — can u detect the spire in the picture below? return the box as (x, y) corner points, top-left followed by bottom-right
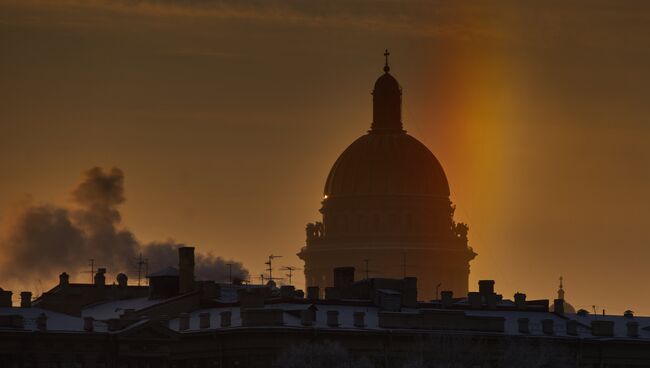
(383, 49), (390, 73)
(371, 50), (403, 133)
(558, 276), (565, 300)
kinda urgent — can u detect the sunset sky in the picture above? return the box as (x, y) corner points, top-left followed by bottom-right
(1, 1), (649, 314)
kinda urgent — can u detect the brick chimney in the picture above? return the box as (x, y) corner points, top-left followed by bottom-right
(59, 272), (69, 286)
(441, 291), (453, 308)
(94, 268), (106, 287)
(116, 273), (128, 288)
(178, 247), (195, 294)
(20, 292), (31, 308)
(307, 286), (319, 300)
(478, 280), (495, 299)
(0, 288), (12, 307)
(514, 293), (526, 310)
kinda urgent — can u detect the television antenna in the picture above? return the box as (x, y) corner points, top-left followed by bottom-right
(280, 266), (301, 285)
(265, 254), (283, 281)
(81, 259), (98, 283)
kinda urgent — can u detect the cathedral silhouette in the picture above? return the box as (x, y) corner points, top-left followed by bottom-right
(299, 51), (476, 300)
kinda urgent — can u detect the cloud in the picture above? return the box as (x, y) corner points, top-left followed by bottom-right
(0, 167), (249, 293)
(0, 0), (501, 41)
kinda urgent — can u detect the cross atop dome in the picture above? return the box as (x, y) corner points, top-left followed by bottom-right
(383, 49), (390, 73)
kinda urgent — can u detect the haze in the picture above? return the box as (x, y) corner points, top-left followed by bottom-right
(1, 1), (649, 314)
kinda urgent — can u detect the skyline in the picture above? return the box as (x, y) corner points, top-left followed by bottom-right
(1, 1), (650, 315)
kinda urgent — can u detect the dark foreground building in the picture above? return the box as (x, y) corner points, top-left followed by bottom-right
(1, 247), (650, 367)
(298, 55), (475, 299)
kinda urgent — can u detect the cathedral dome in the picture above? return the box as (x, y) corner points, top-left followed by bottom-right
(324, 51), (449, 198)
(324, 132), (450, 198)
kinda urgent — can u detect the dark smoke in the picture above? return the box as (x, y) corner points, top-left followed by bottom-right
(0, 167), (249, 292)
(144, 242), (248, 282)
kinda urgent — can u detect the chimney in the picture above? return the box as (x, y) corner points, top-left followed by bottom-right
(325, 287), (341, 300)
(468, 292), (481, 308)
(280, 285), (295, 299)
(178, 247), (195, 294)
(0, 289), (12, 307)
(514, 293), (527, 310)
(354, 312), (365, 328)
(36, 313), (47, 331)
(517, 318), (530, 333)
(84, 317), (94, 332)
(59, 272), (69, 286)
(333, 267), (355, 289)
(441, 291), (453, 308)
(478, 280), (495, 299)
(179, 313), (190, 331)
(624, 310), (634, 318)
(199, 312), (211, 329)
(220, 311), (232, 327)
(94, 268), (106, 287)
(20, 292), (32, 308)
(566, 320), (578, 336)
(402, 277), (418, 308)
(627, 321), (639, 338)
(307, 286), (319, 300)
(116, 273), (128, 288)
(541, 319), (554, 335)
(327, 310), (339, 327)
(553, 299), (565, 314)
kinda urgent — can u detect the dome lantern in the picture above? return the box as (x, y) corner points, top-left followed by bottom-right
(371, 49), (403, 133)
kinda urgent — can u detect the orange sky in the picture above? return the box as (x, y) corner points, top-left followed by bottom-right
(1, 0), (649, 314)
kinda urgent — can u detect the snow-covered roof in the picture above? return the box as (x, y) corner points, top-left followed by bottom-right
(0, 307), (107, 332)
(165, 302), (650, 341)
(82, 297), (163, 320)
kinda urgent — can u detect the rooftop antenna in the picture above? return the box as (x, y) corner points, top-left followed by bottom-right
(136, 253), (148, 286)
(265, 254), (283, 281)
(280, 266), (301, 285)
(226, 263), (233, 284)
(400, 252), (415, 278)
(81, 259), (96, 283)
(363, 259), (370, 280)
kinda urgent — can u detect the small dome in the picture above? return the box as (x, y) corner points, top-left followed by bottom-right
(374, 73), (400, 95)
(324, 132), (450, 198)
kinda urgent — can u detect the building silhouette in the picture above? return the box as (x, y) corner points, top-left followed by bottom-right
(299, 52), (476, 299)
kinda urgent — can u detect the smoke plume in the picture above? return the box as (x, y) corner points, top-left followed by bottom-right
(0, 167), (249, 293)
